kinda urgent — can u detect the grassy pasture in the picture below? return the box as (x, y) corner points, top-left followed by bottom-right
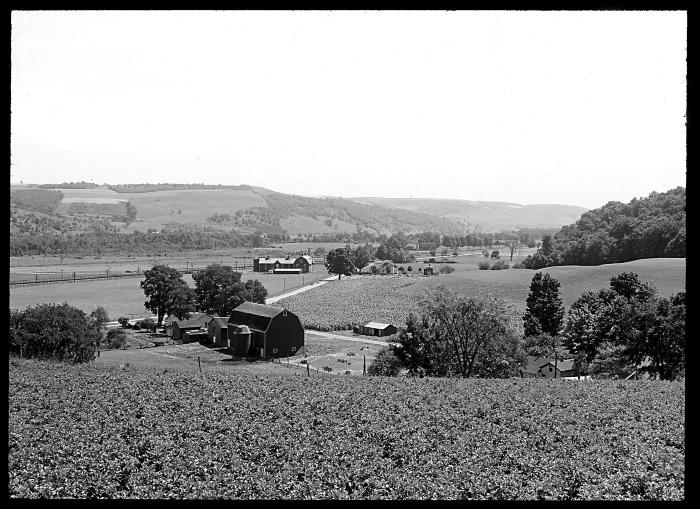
(400, 257), (686, 311)
(9, 269), (329, 319)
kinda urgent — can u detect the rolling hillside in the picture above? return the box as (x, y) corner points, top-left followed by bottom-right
(348, 197), (588, 231)
(12, 183), (587, 237)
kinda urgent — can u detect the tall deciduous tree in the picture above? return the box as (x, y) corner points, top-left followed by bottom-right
(563, 273), (685, 380)
(193, 264), (268, 316)
(141, 265), (194, 326)
(325, 248), (356, 279)
(523, 272), (565, 337)
(393, 286), (524, 378)
(163, 281), (197, 322)
(350, 244), (375, 272)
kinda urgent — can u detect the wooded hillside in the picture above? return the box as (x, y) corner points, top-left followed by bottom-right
(521, 187), (685, 268)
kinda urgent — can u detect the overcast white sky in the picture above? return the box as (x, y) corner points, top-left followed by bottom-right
(11, 10), (686, 209)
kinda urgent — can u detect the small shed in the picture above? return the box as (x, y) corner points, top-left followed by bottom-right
(172, 314), (213, 340)
(207, 317), (229, 347)
(357, 322), (397, 337)
(228, 302), (304, 358)
(540, 359), (576, 378)
(519, 356), (550, 378)
(519, 356), (576, 378)
(164, 312), (210, 337)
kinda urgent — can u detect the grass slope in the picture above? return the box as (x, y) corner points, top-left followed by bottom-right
(9, 358), (684, 500)
(401, 258), (686, 311)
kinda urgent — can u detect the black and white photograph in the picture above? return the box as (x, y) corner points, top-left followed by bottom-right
(9, 10), (685, 500)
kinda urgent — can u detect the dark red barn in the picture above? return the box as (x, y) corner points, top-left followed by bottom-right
(228, 302), (304, 358)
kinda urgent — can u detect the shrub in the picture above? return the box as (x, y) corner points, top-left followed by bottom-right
(478, 261), (491, 270)
(9, 303), (99, 362)
(490, 250), (500, 260)
(118, 316), (130, 328)
(491, 260), (510, 270)
(512, 262), (525, 269)
(106, 329), (128, 349)
(132, 323), (142, 331)
(407, 266), (413, 272)
(439, 265), (455, 274)
(138, 318), (156, 332)
(367, 347), (402, 376)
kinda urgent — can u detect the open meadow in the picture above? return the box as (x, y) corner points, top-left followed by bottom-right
(9, 357), (684, 499)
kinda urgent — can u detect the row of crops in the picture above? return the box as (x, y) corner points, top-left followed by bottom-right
(9, 358), (684, 499)
(272, 275), (422, 331)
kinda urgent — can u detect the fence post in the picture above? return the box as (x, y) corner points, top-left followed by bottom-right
(198, 356), (202, 373)
(363, 356), (366, 376)
(307, 363), (310, 377)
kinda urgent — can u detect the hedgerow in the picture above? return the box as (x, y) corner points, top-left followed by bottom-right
(9, 358), (684, 500)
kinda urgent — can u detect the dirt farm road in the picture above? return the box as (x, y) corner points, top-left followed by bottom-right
(265, 275), (337, 304)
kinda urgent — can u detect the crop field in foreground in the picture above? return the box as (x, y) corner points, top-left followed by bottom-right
(9, 358), (684, 500)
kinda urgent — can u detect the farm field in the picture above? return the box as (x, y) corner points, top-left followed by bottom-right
(51, 187), (268, 233)
(274, 258), (686, 330)
(9, 270), (330, 319)
(272, 276), (421, 331)
(9, 358), (684, 500)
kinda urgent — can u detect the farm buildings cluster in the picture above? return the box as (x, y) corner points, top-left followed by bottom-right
(164, 303), (305, 358)
(163, 304), (399, 359)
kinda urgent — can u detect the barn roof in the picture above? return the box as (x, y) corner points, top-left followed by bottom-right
(545, 359), (575, 372)
(233, 302), (285, 318)
(208, 317), (228, 329)
(173, 314), (212, 329)
(229, 302), (293, 332)
(521, 356), (550, 374)
(257, 256), (312, 265)
(364, 322), (394, 329)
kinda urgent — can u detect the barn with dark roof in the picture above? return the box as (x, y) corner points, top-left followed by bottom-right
(228, 302), (304, 358)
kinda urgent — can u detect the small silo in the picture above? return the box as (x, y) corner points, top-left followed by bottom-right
(228, 324), (252, 358)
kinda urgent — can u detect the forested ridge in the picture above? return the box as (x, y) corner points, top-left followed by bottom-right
(521, 187), (685, 269)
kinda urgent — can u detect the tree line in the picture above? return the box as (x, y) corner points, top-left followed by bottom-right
(370, 272), (685, 381)
(520, 187), (685, 269)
